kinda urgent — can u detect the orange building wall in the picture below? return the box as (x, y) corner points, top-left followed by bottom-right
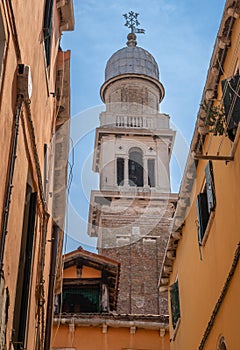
(52, 324), (170, 350)
(0, 1), (71, 349)
(81, 266), (102, 278)
(64, 266), (78, 278)
(64, 265), (102, 279)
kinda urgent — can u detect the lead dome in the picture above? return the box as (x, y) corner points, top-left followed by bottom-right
(104, 33), (160, 82)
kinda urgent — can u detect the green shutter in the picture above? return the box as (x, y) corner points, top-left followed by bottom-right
(205, 160), (216, 212)
(196, 193), (210, 243)
(170, 280), (181, 329)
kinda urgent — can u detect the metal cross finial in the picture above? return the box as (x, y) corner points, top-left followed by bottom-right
(123, 11), (145, 34)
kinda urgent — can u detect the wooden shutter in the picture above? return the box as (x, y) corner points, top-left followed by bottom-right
(197, 193), (209, 243)
(170, 280), (180, 329)
(205, 160), (216, 212)
(222, 75), (240, 141)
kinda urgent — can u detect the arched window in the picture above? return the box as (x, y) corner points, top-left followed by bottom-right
(218, 337), (227, 350)
(128, 148), (143, 187)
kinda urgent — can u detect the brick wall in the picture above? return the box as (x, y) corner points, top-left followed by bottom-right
(99, 197), (176, 315)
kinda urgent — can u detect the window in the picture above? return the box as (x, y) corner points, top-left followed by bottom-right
(43, 0), (54, 67)
(170, 280), (180, 329)
(12, 184), (37, 350)
(222, 75), (240, 141)
(62, 285), (101, 313)
(197, 161), (216, 244)
(147, 159), (155, 187)
(128, 148), (143, 187)
(117, 157), (124, 186)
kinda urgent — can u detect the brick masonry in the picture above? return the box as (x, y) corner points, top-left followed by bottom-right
(98, 196), (176, 315)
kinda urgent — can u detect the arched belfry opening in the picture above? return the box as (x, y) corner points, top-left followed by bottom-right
(128, 147), (143, 187)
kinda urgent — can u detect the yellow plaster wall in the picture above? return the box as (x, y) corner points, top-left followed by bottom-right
(168, 14), (240, 350)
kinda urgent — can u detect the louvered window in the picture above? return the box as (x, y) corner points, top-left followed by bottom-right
(196, 161), (216, 244)
(170, 280), (181, 329)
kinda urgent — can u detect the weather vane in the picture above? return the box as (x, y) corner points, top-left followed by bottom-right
(123, 11), (145, 35)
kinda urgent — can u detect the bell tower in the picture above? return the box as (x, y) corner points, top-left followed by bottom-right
(88, 13), (177, 314)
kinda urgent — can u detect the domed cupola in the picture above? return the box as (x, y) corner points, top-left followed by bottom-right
(100, 31), (165, 106)
(105, 33), (159, 81)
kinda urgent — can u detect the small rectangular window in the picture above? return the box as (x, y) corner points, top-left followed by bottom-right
(170, 280), (181, 329)
(147, 159), (155, 187)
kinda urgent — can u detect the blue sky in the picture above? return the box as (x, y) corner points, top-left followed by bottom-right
(61, 0), (226, 252)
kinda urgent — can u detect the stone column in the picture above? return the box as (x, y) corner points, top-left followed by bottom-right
(143, 157), (148, 187)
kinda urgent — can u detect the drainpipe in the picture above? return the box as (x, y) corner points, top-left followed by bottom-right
(0, 94), (23, 275)
(44, 224), (60, 350)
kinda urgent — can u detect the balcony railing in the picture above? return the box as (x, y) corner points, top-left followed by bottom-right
(116, 115), (155, 128)
(100, 112), (170, 130)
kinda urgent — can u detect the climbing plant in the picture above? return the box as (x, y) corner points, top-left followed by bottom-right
(200, 101), (227, 136)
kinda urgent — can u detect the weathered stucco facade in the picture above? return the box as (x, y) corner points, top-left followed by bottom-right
(0, 1), (74, 349)
(160, 1), (240, 349)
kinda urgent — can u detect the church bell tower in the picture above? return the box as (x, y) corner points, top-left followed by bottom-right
(88, 13), (177, 314)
